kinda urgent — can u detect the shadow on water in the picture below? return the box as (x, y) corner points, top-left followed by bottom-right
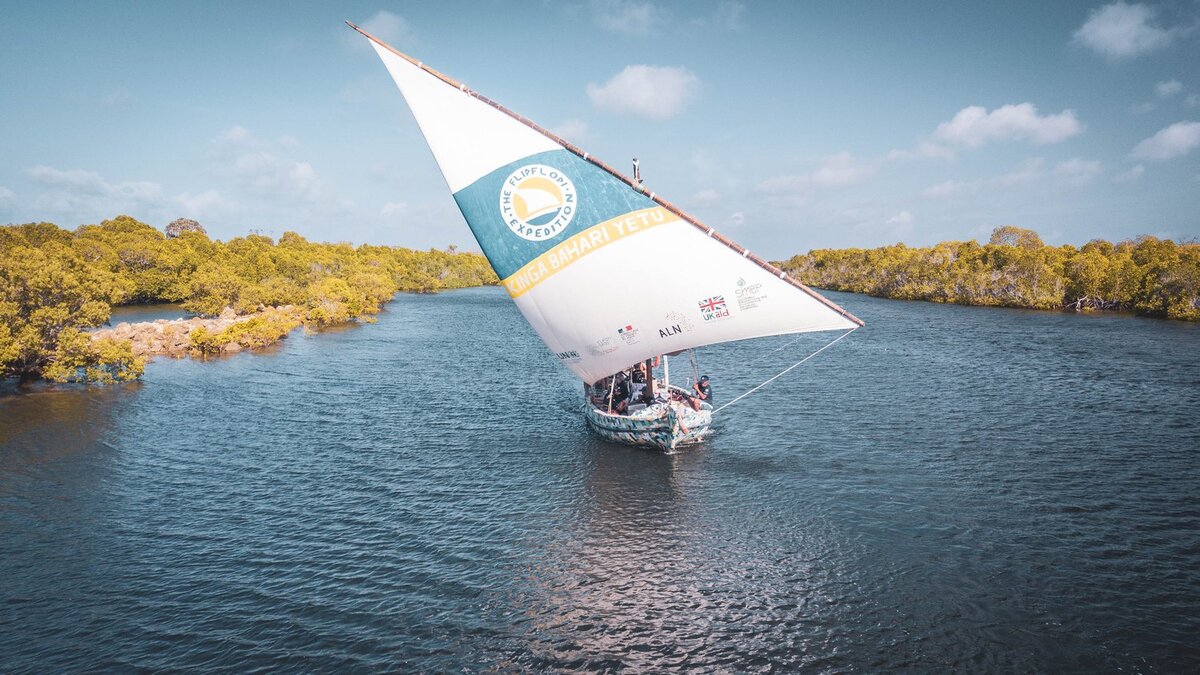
(0, 383), (135, 475)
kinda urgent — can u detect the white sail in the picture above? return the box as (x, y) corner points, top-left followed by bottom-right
(355, 24), (863, 384)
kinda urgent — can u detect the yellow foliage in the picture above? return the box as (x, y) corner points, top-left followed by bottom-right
(190, 309), (303, 354)
(780, 227), (1199, 319)
(42, 328), (144, 383)
(2, 216), (498, 381)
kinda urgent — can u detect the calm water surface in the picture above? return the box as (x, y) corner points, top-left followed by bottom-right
(2, 288), (1198, 672)
(104, 303), (190, 324)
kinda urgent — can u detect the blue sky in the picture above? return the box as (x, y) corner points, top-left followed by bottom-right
(1, 1), (1198, 257)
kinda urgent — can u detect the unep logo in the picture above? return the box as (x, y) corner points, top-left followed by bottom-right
(499, 164), (577, 241)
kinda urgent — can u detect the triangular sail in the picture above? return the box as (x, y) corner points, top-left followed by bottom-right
(353, 23), (863, 384)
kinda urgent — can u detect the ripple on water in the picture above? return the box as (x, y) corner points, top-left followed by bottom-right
(2, 288), (1199, 671)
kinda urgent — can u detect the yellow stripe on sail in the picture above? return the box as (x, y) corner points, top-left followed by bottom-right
(502, 206), (678, 298)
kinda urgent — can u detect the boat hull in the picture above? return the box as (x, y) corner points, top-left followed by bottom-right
(584, 394), (713, 451)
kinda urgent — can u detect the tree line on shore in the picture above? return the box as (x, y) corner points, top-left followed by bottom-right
(780, 226), (1200, 321)
(0, 216), (496, 383)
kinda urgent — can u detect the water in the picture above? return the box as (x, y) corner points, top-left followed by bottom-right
(2, 287), (1198, 672)
(105, 303), (190, 324)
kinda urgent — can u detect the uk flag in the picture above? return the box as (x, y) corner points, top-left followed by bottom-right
(698, 296), (730, 321)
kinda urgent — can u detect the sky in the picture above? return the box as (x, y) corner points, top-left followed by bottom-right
(1, 0), (1198, 258)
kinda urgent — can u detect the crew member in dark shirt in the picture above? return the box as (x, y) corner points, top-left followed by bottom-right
(692, 375), (712, 405)
(609, 372), (632, 414)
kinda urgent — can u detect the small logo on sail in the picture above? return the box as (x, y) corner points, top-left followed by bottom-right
(499, 164), (577, 241)
(658, 310), (694, 338)
(735, 277), (766, 310)
(586, 335), (620, 356)
(617, 324), (640, 345)
(698, 295), (730, 322)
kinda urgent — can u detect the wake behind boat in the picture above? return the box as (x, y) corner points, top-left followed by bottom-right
(351, 22), (863, 450)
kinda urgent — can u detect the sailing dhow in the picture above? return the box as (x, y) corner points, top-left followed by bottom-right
(351, 22), (863, 450)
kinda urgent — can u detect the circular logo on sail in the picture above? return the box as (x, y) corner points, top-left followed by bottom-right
(499, 164), (577, 241)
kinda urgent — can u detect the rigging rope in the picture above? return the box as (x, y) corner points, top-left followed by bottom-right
(711, 327), (858, 414)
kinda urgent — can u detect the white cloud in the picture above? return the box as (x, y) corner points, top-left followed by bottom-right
(1131, 121), (1200, 160)
(27, 165), (163, 203)
(887, 142), (958, 161)
(218, 125), (253, 144)
(587, 65), (699, 120)
(689, 148), (720, 173)
(590, 1), (745, 35)
(100, 87), (131, 107)
(921, 180), (965, 198)
(932, 103), (1082, 148)
(691, 189), (720, 206)
(728, 211), (745, 227)
(22, 165), (227, 224)
(1053, 158), (1103, 185)
(0, 186), (15, 211)
(1113, 164), (1145, 182)
(177, 190), (229, 218)
(347, 10), (414, 49)
(757, 153), (878, 193)
(1131, 101), (1156, 114)
(712, 1), (746, 30)
(1072, 2), (1174, 59)
(591, 0), (662, 36)
(808, 152), (878, 187)
(233, 153), (321, 202)
(216, 126), (330, 202)
(886, 211), (914, 227)
(995, 158), (1046, 185)
(690, 1), (745, 31)
(920, 158), (1048, 198)
(549, 118), (588, 142)
(380, 202), (408, 219)
(1187, 94), (1200, 108)
(1156, 79), (1183, 97)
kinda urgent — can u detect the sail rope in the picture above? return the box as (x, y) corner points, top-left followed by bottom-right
(712, 327), (858, 414)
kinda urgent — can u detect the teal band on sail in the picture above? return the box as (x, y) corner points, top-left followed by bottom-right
(452, 149), (657, 278)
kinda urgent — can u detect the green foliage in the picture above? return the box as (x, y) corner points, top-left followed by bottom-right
(780, 227), (1200, 320)
(190, 309), (303, 354)
(1, 215), (499, 381)
(41, 328), (145, 383)
(0, 225), (122, 380)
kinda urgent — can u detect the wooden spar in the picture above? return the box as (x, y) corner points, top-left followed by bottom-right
(607, 374), (616, 414)
(643, 358), (655, 404)
(344, 20), (865, 329)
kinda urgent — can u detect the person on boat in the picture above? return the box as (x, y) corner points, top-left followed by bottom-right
(693, 375), (712, 405)
(609, 371), (632, 415)
(631, 362), (646, 384)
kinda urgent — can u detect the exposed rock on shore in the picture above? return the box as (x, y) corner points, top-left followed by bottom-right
(90, 306), (300, 358)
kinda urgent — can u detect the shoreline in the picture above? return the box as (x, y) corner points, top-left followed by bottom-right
(90, 305), (304, 359)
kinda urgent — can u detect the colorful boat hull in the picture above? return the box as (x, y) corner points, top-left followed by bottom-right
(583, 389), (713, 451)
